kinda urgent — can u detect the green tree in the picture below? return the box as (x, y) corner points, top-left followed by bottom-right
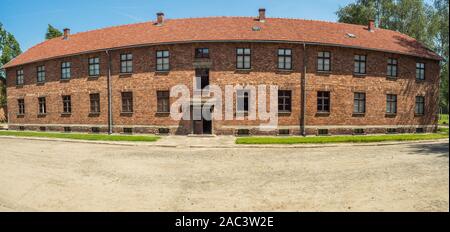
(0, 23), (22, 107)
(337, 0), (449, 112)
(45, 24), (63, 40)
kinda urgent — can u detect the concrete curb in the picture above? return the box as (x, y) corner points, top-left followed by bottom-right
(0, 135), (448, 149)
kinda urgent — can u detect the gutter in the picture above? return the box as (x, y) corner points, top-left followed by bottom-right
(106, 50), (113, 134)
(301, 43), (307, 136)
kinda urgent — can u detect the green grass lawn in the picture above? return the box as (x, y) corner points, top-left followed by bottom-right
(236, 132), (449, 145)
(439, 114), (449, 125)
(0, 130), (160, 142)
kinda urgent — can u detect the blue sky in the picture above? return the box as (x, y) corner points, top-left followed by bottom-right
(0, 0), (355, 51)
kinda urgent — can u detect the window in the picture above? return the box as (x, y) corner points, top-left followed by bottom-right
(318, 129), (329, 135)
(415, 96), (425, 115)
(37, 65), (45, 83)
(278, 49), (292, 70)
(353, 92), (366, 114)
(158, 128), (170, 134)
(237, 89), (250, 112)
(40, 127), (46, 131)
(416, 63), (425, 80)
(38, 97), (46, 114)
(387, 58), (398, 78)
(278, 90), (292, 112)
(90, 93), (100, 113)
(195, 48), (209, 58)
(387, 128), (397, 134)
(121, 92), (133, 113)
(317, 52), (331, 72)
(156, 50), (170, 71)
(18, 99), (25, 115)
(354, 55), (366, 74)
(386, 94), (397, 114)
(416, 128), (424, 133)
(64, 127), (72, 133)
(236, 48), (251, 69)
(236, 129), (250, 136)
(16, 69), (24, 85)
(157, 91), (170, 113)
(123, 128), (133, 134)
(62, 95), (71, 114)
(317, 91), (330, 113)
(91, 127), (100, 133)
(279, 129), (290, 135)
(353, 128), (365, 135)
(120, 53), (133, 73)
(88, 57), (100, 76)
(61, 62), (71, 80)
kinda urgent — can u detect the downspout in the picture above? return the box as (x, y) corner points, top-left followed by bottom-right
(301, 43), (307, 136)
(106, 50), (113, 134)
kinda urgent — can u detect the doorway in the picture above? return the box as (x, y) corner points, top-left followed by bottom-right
(192, 105), (213, 135)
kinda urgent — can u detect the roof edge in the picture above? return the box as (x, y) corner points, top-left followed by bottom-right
(2, 39), (443, 69)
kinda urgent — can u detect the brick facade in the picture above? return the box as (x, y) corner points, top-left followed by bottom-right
(5, 42), (440, 135)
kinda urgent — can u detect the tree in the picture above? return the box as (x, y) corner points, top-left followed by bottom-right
(45, 24), (63, 40)
(337, 0), (449, 112)
(0, 22), (22, 107)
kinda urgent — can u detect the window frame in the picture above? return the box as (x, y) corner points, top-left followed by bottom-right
(387, 58), (398, 78)
(317, 91), (331, 113)
(415, 96), (425, 115)
(156, 50), (170, 72)
(61, 62), (71, 80)
(120, 53), (133, 74)
(37, 65), (46, 83)
(236, 48), (251, 70)
(317, 51), (331, 72)
(16, 69), (24, 85)
(278, 90), (292, 113)
(353, 92), (366, 114)
(38, 97), (46, 114)
(89, 93), (100, 114)
(17, 99), (25, 115)
(386, 94), (397, 114)
(416, 62), (425, 80)
(278, 48), (293, 70)
(354, 55), (367, 75)
(121, 92), (133, 113)
(195, 48), (210, 59)
(62, 95), (72, 114)
(88, 57), (100, 77)
(237, 89), (250, 113)
(157, 91), (170, 113)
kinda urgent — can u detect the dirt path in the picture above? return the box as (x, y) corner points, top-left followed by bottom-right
(0, 137), (448, 212)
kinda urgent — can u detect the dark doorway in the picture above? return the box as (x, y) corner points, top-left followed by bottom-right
(192, 105), (213, 135)
(195, 68), (210, 91)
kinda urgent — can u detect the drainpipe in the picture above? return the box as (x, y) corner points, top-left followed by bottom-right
(301, 43), (307, 136)
(106, 50), (113, 134)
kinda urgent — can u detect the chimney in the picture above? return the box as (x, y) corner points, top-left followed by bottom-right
(63, 28), (70, 39)
(156, 12), (165, 25)
(258, 8), (266, 22)
(368, 19), (375, 32)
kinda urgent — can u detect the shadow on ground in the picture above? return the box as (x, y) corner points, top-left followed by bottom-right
(407, 142), (449, 158)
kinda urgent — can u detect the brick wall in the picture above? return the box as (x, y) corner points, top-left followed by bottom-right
(5, 42), (440, 135)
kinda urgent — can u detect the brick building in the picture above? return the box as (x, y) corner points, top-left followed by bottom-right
(1, 9), (442, 135)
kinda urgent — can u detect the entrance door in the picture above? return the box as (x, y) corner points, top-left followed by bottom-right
(192, 105), (213, 135)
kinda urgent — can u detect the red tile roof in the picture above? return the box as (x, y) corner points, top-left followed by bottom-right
(2, 17), (441, 69)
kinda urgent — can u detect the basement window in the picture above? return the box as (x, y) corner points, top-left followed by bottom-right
(416, 128), (425, 133)
(278, 129), (290, 136)
(387, 128), (397, 134)
(39, 126), (46, 132)
(318, 129), (329, 136)
(91, 127), (100, 133)
(19, 126), (25, 131)
(64, 127), (72, 133)
(353, 128), (365, 135)
(123, 128), (133, 134)
(158, 128), (170, 135)
(236, 129), (250, 136)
